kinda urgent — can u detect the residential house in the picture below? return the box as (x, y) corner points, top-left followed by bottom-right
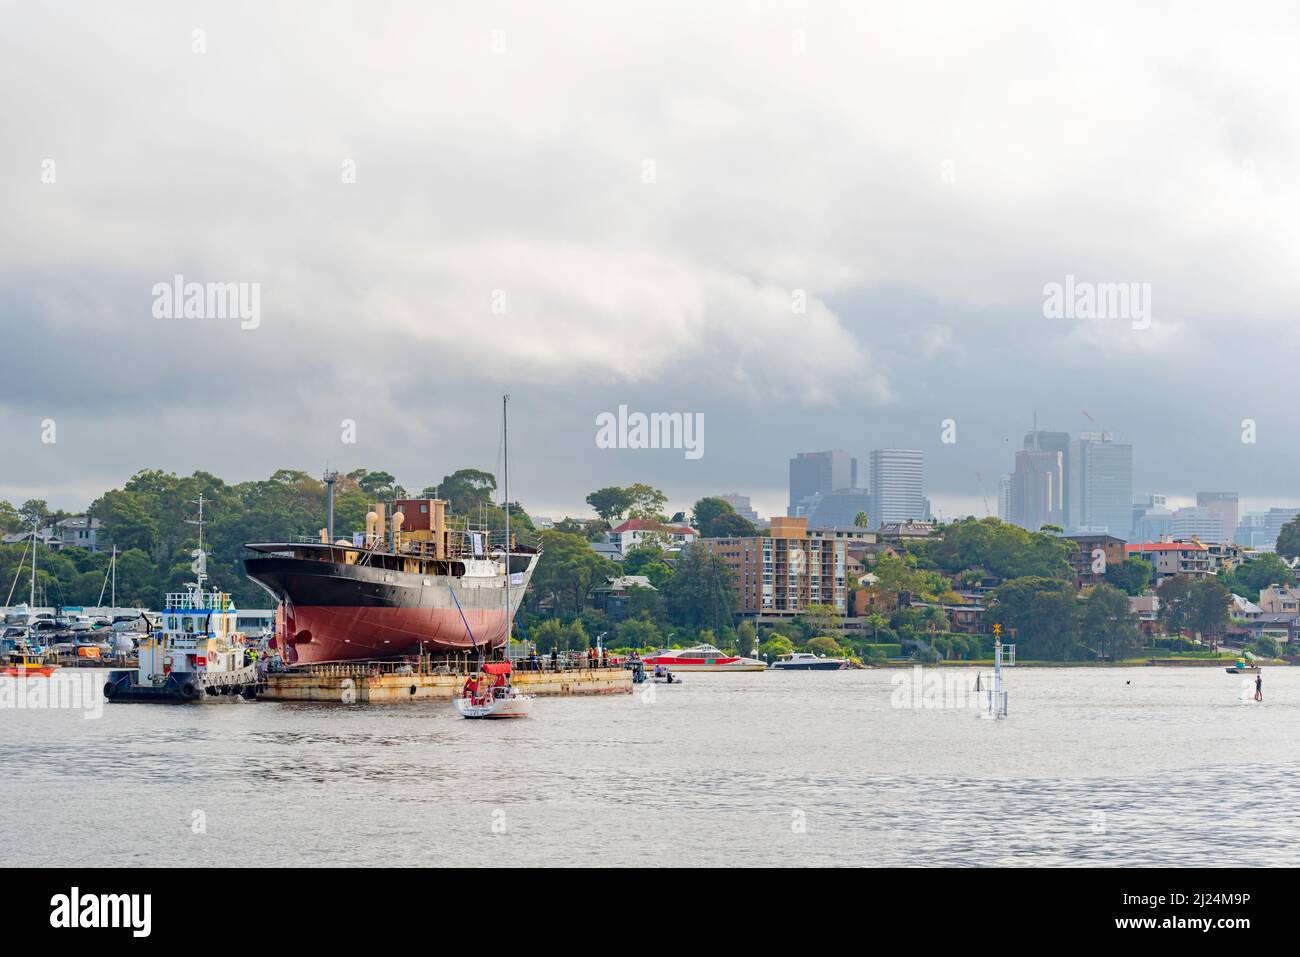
(608, 519), (697, 556)
(1257, 584), (1300, 615)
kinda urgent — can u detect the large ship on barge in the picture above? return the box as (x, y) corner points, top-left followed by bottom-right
(243, 496), (540, 664)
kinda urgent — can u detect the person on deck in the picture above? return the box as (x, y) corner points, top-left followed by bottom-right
(1255, 673), (1263, 702)
(462, 674), (479, 700)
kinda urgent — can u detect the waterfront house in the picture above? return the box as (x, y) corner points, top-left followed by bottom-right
(590, 575), (657, 621)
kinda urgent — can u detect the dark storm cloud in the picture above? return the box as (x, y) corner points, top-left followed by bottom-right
(3, 1), (1300, 518)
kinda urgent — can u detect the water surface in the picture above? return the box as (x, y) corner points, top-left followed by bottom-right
(1, 667), (1296, 866)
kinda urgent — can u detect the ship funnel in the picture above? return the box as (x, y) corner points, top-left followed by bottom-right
(391, 511), (404, 553)
(365, 511), (379, 546)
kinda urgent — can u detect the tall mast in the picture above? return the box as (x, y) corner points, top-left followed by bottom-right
(185, 494), (208, 589)
(111, 546), (117, 607)
(503, 393), (510, 659)
(323, 468), (338, 542)
(30, 517), (37, 607)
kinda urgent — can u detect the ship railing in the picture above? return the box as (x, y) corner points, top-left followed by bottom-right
(285, 652), (621, 678)
(164, 591), (232, 611)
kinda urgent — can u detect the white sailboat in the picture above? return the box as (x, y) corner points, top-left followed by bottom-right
(454, 395), (533, 719)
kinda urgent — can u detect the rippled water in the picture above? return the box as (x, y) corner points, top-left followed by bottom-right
(2, 666), (1298, 866)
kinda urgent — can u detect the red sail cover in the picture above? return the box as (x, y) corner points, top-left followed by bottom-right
(483, 662), (512, 675)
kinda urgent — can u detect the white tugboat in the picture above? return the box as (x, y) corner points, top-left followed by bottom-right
(105, 497), (263, 703)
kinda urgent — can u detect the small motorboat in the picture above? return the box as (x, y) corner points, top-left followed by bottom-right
(454, 662), (533, 719)
(2, 649), (59, 677)
(648, 665), (680, 684)
(1225, 656), (1260, 674)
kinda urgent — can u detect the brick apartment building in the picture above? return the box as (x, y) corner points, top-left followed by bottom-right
(698, 517), (861, 626)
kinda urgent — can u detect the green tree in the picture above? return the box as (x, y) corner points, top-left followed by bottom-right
(1186, 577), (1231, 640)
(1024, 589), (1084, 660)
(624, 584), (663, 621)
(531, 618), (565, 653)
(625, 483), (668, 521)
(435, 469), (497, 515)
(529, 530), (616, 617)
(1156, 575), (1193, 636)
(736, 620), (757, 657)
(586, 487), (634, 523)
(691, 497), (757, 538)
(617, 617), (662, 649)
(18, 499), (52, 530)
(988, 576), (1078, 660)
(1105, 556), (1152, 596)
(0, 500), (20, 534)
(1081, 583), (1141, 661)
(806, 635), (843, 656)
(1277, 515), (1300, 561)
(798, 603), (845, 642)
(662, 545), (739, 633)
(927, 517), (1073, 581)
(760, 634), (794, 659)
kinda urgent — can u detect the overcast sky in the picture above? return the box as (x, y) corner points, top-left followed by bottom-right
(3, 1), (1300, 522)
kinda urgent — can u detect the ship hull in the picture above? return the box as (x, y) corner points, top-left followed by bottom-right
(244, 554), (536, 664)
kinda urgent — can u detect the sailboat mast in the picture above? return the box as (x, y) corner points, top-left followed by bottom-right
(30, 517), (37, 607)
(503, 393), (510, 660)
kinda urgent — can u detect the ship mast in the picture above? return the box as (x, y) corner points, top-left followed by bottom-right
(185, 494), (209, 592)
(503, 393), (510, 661)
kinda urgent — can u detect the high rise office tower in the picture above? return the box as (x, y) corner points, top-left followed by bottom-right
(998, 475), (1012, 521)
(1195, 492), (1238, 544)
(868, 449), (927, 528)
(1010, 449), (1064, 531)
(1023, 429), (1071, 520)
(1068, 432), (1134, 538)
(788, 450), (857, 517)
(1172, 506), (1225, 543)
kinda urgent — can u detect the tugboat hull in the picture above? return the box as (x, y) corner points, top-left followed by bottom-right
(103, 665), (263, 703)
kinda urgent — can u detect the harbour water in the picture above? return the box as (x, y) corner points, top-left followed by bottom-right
(2, 667), (1297, 867)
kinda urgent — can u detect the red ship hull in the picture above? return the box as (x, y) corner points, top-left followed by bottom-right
(244, 550), (538, 665)
(278, 604), (510, 664)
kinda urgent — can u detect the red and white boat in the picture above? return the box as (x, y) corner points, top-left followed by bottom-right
(640, 644), (767, 672)
(454, 661), (532, 718)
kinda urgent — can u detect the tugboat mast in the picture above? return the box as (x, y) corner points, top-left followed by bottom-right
(185, 494), (209, 590)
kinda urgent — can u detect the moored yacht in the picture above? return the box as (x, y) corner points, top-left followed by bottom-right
(771, 651), (847, 671)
